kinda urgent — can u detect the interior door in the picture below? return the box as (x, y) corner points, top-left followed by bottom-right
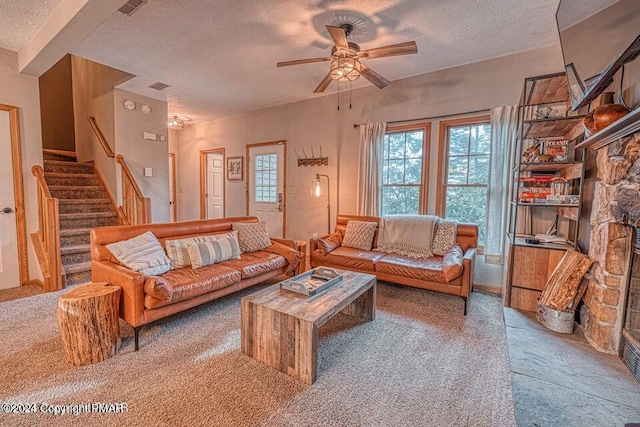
(0, 109), (20, 289)
(206, 152), (224, 219)
(248, 142), (285, 238)
(168, 153), (177, 222)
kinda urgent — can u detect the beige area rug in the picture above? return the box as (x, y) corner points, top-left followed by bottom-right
(0, 281), (515, 427)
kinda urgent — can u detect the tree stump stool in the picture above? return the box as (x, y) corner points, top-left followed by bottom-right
(57, 283), (121, 366)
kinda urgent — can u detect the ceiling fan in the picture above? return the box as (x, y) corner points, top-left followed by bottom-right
(277, 24), (418, 93)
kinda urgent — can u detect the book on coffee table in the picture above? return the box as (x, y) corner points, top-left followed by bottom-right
(280, 267), (343, 296)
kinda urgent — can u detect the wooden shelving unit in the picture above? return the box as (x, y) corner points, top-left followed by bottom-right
(504, 72), (586, 312)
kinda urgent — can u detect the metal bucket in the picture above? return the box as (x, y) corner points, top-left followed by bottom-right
(536, 299), (575, 334)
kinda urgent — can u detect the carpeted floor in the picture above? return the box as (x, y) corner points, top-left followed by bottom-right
(0, 285), (44, 302)
(0, 282), (515, 427)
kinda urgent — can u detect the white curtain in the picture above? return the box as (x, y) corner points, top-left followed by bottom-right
(485, 105), (518, 264)
(357, 122), (386, 216)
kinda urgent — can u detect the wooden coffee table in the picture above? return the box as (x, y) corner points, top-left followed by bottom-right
(241, 269), (376, 384)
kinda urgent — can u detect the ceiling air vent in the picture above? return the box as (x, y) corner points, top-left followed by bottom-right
(148, 82), (171, 91)
(118, 0), (148, 16)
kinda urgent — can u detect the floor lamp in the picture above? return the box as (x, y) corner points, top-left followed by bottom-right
(313, 174), (331, 234)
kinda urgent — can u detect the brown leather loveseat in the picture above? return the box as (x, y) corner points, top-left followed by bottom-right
(310, 215), (477, 314)
(91, 217), (303, 350)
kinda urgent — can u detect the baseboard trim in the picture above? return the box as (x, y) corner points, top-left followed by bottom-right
(26, 279), (44, 290)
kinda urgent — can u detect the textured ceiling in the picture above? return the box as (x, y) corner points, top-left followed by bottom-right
(71, 0), (561, 123)
(0, 0), (62, 51)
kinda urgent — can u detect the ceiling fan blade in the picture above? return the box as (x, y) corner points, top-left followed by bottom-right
(359, 41), (418, 59)
(360, 64), (391, 89)
(313, 73), (334, 93)
(326, 25), (349, 50)
(277, 57), (332, 67)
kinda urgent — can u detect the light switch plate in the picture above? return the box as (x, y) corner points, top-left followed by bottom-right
(144, 167), (153, 177)
(143, 132), (157, 141)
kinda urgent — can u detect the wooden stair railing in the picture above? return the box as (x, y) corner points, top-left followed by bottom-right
(116, 154), (151, 225)
(31, 165), (64, 291)
(87, 117), (115, 157)
(87, 116), (151, 225)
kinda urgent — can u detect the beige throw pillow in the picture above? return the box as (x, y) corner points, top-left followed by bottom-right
(165, 232), (240, 269)
(341, 220), (378, 251)
(106, 231), (171, 276)
(232, 221), (272, 253)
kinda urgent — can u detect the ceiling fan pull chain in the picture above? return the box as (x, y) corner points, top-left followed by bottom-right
(349, 81), (352, 110)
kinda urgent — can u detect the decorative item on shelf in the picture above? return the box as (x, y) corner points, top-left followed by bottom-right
(522, 141), (552, 163)
(296, 146), (328, 166)
(519, 176), (552, 203)
(582, 92), (631, 135)
(543, 139), (569, 161)
(535, 105), (562, 119)
(227, 156), (243, 181)
(312, 173), (331, 234)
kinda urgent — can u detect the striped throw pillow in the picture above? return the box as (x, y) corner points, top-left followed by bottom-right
(165, 231), (240, 269)
(106, 231), (171, 276)
(186, 236), (241, 269)
(232, 221), (272, 253)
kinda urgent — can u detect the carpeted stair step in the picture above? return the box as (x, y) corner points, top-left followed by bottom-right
(43, 151), (76, 162)
(58, 199), (114, 214)
(49, 186), (106, 199)
(44, 160), (94, 174)
(64, 262), (92, 286)
(59, 212), (118, 230)
(61, 244), (91, 265)
(60, 228), (92, 246)
(45, 172), (100, 187)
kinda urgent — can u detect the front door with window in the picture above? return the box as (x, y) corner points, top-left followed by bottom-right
(247, 142), (285, 238)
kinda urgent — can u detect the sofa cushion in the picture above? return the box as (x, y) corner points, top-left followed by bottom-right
(106, 231), (171, 276)
(312, 246), (385, 271)
(318, 231), (342, 255)
(219, 251), (287, 279)
(342, 220), (378, 251)
(165, 231), (240, 269)
(432, 219), (457, 256)
(187, 235), (241, 269)
(232, 221), (272, 253)
(375, 244), (464, 283)
(144, 263), (240, 302)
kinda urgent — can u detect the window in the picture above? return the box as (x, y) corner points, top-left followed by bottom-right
(438, 118), (491, 245)
(381, 124), (430, 215)
(254, 153), (277, 202)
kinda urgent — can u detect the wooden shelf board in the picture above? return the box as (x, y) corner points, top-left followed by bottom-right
(519, 161), (582, 172)
(522, 117), (586, 139)
(508, 235), (575, 251)
(576, 107), (640, 150)
(512, 202), (580, 208)
(523, 73), (570, 106)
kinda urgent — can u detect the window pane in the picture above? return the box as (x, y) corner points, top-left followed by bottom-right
(470, 124), (491, 154)
(405, 159), (422, 184)
(406, 131), (423, 157)
(388, 133), (405, 158)
(445, 186), (487, 245)
(448, 127), (469, 155)
(387, 159), (404, 184)
(382, 186), (420, 215)
(468, 155), (490, 184)
(255, 188), (263, 202)
(383, 160), (390, 185)
(447, 156), (468, 184)
(383, 135), (389, 159)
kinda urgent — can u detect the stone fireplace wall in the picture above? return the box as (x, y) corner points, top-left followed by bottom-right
(580, 131), (640, 353)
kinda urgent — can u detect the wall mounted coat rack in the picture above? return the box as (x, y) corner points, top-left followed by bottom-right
(295, 146), (328, 167)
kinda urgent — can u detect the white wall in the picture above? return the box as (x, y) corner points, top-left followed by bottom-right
(114, 89), (170, 223)
(0, 48), (44, 282)
(177, 46), (565, 241)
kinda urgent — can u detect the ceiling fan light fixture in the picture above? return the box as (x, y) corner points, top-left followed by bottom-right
(330, 56), (361, 82)
(168, 114), (187, 130)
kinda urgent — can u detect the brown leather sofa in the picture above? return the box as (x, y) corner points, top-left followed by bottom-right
(310, 215), (478, 314)
(91, 217), (304, 350)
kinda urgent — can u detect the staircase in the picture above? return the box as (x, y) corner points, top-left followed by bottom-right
(43, 151), (119, 286)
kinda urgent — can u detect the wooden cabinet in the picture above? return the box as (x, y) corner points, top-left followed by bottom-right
(504, 72), (586, 311)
